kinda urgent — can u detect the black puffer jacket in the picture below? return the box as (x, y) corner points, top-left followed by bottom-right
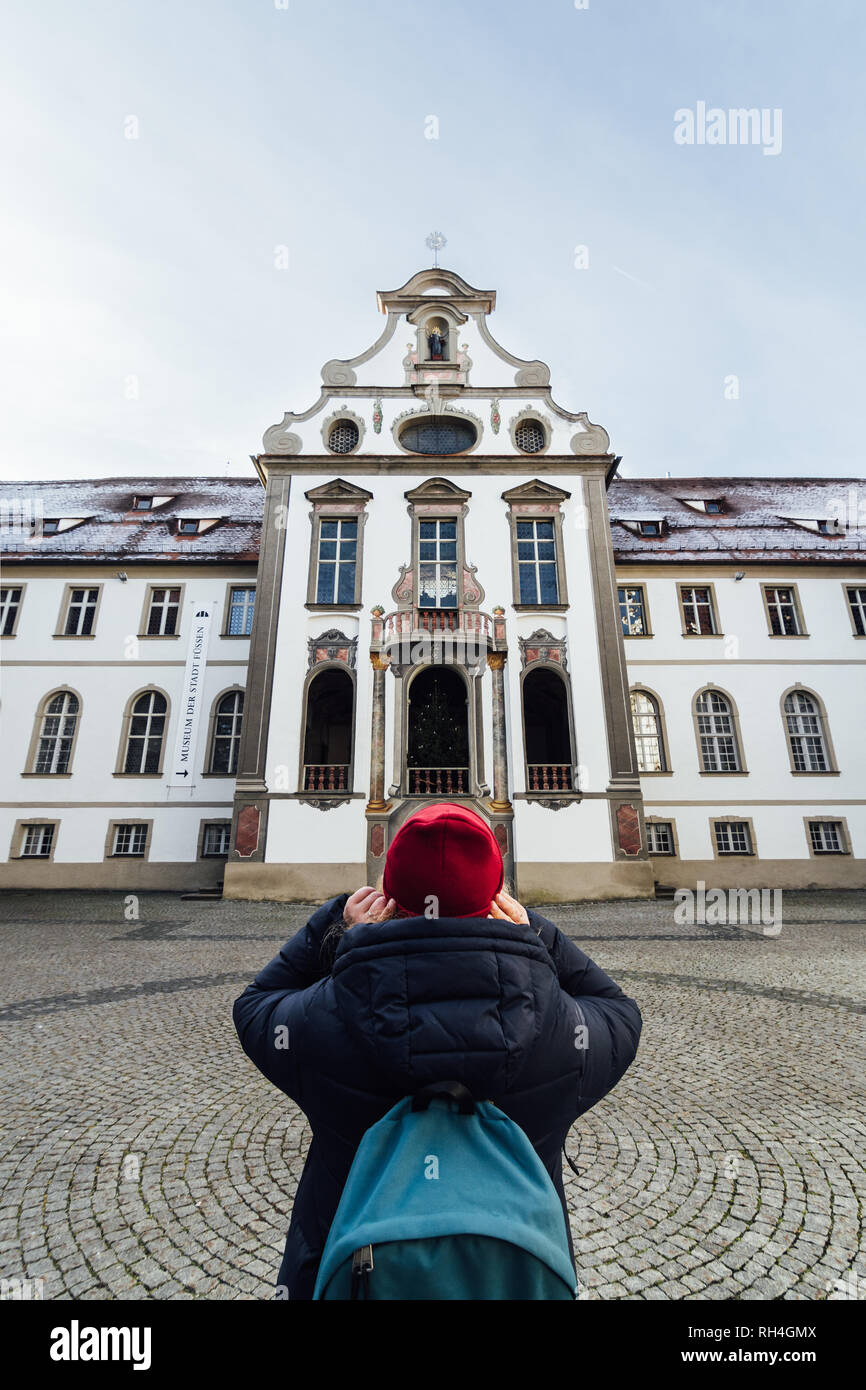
(232, 894), (642, 1299)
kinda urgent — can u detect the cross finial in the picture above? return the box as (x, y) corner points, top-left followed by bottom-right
(425, 231), (447, 268)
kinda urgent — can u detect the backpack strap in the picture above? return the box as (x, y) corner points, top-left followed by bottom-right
(411, 1080), (476, 1114)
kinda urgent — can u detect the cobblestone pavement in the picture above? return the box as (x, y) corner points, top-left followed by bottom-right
(0, 889), (864, 1301)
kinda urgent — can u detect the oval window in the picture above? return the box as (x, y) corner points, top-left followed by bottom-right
(399, 419), (477, 455)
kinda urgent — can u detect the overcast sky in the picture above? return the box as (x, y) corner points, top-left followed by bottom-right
(1, 0), (864, 482)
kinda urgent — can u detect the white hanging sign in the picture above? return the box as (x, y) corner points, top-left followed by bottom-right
(168, 602), (217, 787)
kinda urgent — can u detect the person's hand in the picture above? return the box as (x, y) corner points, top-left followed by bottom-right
(343, 886), (397, 928)
(488, 889), (530, 925)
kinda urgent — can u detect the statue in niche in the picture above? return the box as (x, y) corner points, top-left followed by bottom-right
(427, 322), (448, 360)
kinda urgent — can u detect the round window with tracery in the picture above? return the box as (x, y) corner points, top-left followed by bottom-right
(328, 420), (360, 454)
(515, 419), (547, 454)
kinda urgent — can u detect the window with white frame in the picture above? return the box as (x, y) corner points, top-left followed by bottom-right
(618, 586), (648, 636)
(714, 821), (753, 855)
(1, 586), (23, 635)
(516, 519), (559, 605)
(20, 824), (55, 857)
(210, 692), (244, 775)
(630, 691), (667, 772)
(418, 518), (459, 609)
(764, 586), (802, 636)
(123, 691), (167, 774)
(808, 820), (846, 854)
(695, 690), (741, 771)
(34, 691), (79, 774)
(202, 823), (231, 857)
(784, 691), (830, 771)
(112, 824), (148, 856)
(680, 586), (718, 635)
(846, 586), (866, 636)
(227, 587), (255, 636)
(63, 586), (100, 636)
(646, 822), (675, 855)
(315, 519), (358, 605)
(145, 587), (181, 636)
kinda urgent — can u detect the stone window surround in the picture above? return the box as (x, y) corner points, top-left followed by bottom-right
(9, 818), (59, 861)
(304, 480), (372, 611)
(677, 581), (722, 637)
(619, 582), (653, 638)
(113, 686), (171, 778)
(709, 816), (757, 858)
(222, 582), (256, 638)
(691, 684), (749, 775)
(297, 660), (357, 797)
(138, 582), (185, 639)
(502, 481), (571, 612)
(197, 818), (232, 859)
(803, 816), (851, 857)
(644, 815), (679, 857)
(392, 659), (486, 801)
(406, 480), (473, 614)
(103, 819), (154, 861)
(21, 686), (83, 778)
(0, 580), (26, 638)
(629, 684), (673, 776)
(321, 406), (366, 457)
(509, 410), (552, 458)
(760, 582), (808, 638)
(54, 582), (104, 639)
(201, 685), (246, 778)
(780, 684), (839, 775)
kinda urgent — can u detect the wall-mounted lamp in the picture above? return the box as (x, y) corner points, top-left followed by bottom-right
(116, 571), (128, 582)
(733, 572), (745, 581)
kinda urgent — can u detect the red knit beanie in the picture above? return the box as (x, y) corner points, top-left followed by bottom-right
(382, 802), (504, 919)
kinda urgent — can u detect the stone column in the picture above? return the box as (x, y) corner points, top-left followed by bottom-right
(487, 651), (512, 813)
(367, 652), (390, 812)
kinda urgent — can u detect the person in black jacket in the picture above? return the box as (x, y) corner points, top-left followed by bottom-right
(232, 802), (642, 1299)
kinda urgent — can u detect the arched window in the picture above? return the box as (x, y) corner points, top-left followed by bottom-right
(783, 690), (831, 772)
(522, 667), (574, 791)
(302, 668), (354, 792)
(695, 690), (742, 772)
(31, 690), (79, 774)
(407, 666), (470, 795)
(209, 691), (244, 775)
(630, 690), (667, 772)
(123, 691), (167, 774)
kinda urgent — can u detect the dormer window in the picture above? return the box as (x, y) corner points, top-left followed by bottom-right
(41, 519), (59, 534)
(679, 498), (725, 515)
(178, 519), (200, 535)
(704, 499), (723, 514)
(637, 520), (664, 537)
(133, 496), (153, 511)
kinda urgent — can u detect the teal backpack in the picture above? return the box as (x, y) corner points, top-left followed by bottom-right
(312, 1081), (578, 1301)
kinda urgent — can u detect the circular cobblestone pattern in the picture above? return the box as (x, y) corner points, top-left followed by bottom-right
(0, 890), (864, 1300)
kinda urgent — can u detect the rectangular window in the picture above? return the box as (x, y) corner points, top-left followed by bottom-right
(315, 519), (358, 605)
(202, 823), (231, 857)
(21, 824), (54, 857)
(146, 587), (181, 636)
(112, 824), (148, 856)
(418, 518), (458, 609)
(618, 586), (648, 636)
(227, 587), (256, 636)
(846, 586), (866, 636)
(714, 821), (753, 855)
(647, 822), (674, 855)
(764, 586), (802, 636)
(808, 820), (846, 854)
(1, 586), (22, 635)
(133, 496), (152, 511)
(680, 586), (717, 635)
(64, 586), (100, 636)
(516, 520), (559, 605)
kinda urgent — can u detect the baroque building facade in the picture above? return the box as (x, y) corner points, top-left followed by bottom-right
(1, 269), (864, 898)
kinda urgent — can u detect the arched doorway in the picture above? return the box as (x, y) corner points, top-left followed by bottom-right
(522, 666), (574, 791)
(407, 666), (470, 795)
(302, 668), (354, 791)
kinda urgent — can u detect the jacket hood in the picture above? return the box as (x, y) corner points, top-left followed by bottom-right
(329, 914), (560, 1096)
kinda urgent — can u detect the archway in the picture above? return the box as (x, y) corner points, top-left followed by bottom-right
(407, 666), (470, 795)
(302, 668), (353, 791)
(522, 666), (573, 790)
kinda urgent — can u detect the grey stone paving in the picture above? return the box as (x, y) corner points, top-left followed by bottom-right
(0, 889), (864, 1301)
